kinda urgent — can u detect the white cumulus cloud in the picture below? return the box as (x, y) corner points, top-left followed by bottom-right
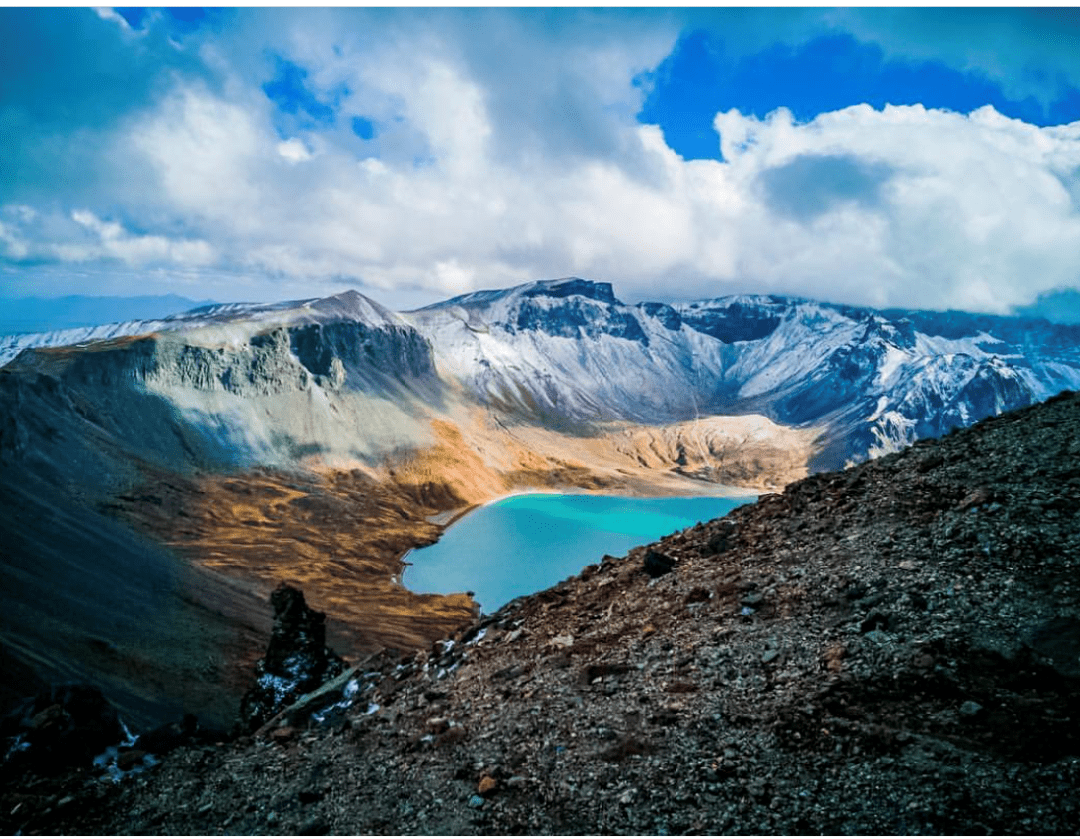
(4, 8), (1080, 313)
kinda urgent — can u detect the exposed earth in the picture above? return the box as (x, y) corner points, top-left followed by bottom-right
(3, 391), (1079, 834)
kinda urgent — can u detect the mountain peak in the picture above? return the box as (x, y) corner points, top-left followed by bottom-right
(306, 289), (399, 327)
(413, 278), (620, 314)
(521, 277), (619, 305)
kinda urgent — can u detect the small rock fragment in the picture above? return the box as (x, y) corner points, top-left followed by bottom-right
(492, 664), (524, 681)
(644, 549), (676, 577)
(957, 487), (992, 510)
(959, 700), (983, 719)
(298, 817), (331, 835)
(860, 611), (890, 634)
(116, 749), (147, 771)
(426, 717), (450, 734)
(823, 643), (846, 673)
(270, 726), (296, 744)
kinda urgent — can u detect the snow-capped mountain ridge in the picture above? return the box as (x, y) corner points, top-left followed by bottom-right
(0, 290), (402, 367)
(5, 279), (1080, 468)
(407, 280), (1080, 466)
(404, 278), (732, 426)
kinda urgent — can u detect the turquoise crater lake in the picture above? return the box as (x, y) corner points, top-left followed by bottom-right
(404, 493), (752, 612)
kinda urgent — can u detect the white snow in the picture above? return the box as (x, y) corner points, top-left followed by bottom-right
(876, 344), (910, 387)
(0, 290), (401, 367)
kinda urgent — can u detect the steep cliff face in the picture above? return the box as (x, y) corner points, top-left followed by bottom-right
(512, 280), (647, 342)
(288, 320), (437, 391)
(1, 293), (447, 474)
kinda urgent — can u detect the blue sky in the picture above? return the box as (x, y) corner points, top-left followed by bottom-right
(640, 26), (1080, 161)
(3, 7), (1080, 314)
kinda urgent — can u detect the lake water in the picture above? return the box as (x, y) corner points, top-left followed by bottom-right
(404, 493), (751, 612)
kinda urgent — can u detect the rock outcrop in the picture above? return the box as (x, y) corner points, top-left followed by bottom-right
(1, 684), (124, 777)
(238, 584), (346, 733)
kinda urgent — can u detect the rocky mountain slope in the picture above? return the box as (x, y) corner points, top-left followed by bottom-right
(4, 389), (1078, 835)
(408, 279), (1080, 468)
(2, 278), (1077, 745)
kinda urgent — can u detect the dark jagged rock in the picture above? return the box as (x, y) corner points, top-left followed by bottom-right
(1023, 616), (1080, 678)
(1, 684), (124, 776)
(520, 277), (618, 304)
(643, 548), (675, 577)
(134, 713), (202, 756)
(514, 294), (647, 342)
(637, 301), (682, 330)
(679, 296), (785, 343)
(238, 585), (346, 733)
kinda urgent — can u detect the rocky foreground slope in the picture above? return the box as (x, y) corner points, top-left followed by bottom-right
(5, 391), (1079, 835)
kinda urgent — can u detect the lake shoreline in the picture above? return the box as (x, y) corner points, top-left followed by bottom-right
(402, 490), (755, 612)
(407, 479), (761, 566)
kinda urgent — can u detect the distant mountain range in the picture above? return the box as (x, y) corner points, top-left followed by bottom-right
(4, 278), (1079, 470)
(1013, 287), (1080, 324)
(0, 294), (216, 336)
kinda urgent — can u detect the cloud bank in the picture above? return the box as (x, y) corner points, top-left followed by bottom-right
(2, 7), (1079, 313)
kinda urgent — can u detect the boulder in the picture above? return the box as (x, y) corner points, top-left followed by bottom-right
(135, 713), (200, 756)
(644, 549), (676, 578)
